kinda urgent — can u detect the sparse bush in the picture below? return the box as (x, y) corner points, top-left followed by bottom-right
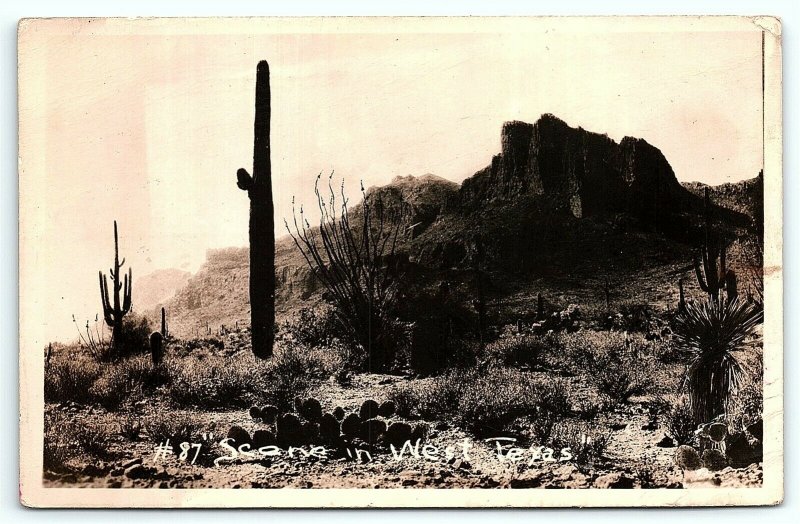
(143, 412), (202, 444)
(549, 420), (610, 465)
(484, 334), (549, 368)
(72, 424), (112, 458)
(279, 306), (350, 348)
(118, 415), (143, 441)
(666, 396), (696, 445)
(44, 357), (101, 405)
(113, 313), (154, 359)
(43, 411), (74, 472)
(589, 352), (649, 403)
(389, 368), (571, 439)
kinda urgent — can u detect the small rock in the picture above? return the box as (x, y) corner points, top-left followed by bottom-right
(674, 445), (702, 470)
(333, 407), (346, 421)
(611, 422), (628, 431)
(594, 472), (635, 489)
(378, 400), (396, 418)
(260, 405), (279, 424)
(82, 464), (105, 477)
(359, 400), (380, 421)
(656, 435), (676, 448)
(299, 398), (323, 422)
(452, 459), (471, 470)
(401, 478), (418, 487)
(124, 463), (150, 479)
(121, 458), (142, 469)
(341, 413), (361, 438)
(249, 406), (263, 420)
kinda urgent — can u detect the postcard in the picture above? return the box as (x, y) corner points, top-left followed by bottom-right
(18, 16), (783, 507)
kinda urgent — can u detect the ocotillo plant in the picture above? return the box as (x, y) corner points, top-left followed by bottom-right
(236, 60), (276, 359)
(693, 188), (730, 301)
(99, 220), (132, 359)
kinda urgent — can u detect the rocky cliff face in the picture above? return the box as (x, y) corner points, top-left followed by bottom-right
(459, 114), (691, 222)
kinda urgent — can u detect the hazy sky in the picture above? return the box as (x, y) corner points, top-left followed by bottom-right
(19, 19), (763, 342)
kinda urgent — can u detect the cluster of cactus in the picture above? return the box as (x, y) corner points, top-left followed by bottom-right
(98, 220), (132, 358)
(225, 396), (426, 454)
(693, 188), (738, 302)
(673, 417), (763, 472)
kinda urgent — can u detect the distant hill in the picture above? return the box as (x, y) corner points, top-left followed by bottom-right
(152, 115), (759, 337)
(134, 268), (190, 313)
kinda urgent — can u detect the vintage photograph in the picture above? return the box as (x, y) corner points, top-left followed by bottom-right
(18, 16), (782, 507)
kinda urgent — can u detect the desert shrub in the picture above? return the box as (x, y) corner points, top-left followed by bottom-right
(574, 398), (615, 421)
(549, 420), (610, 465)
(89, 356), (175, 410)
(558, 330), (650, 401)
(673, 297), (763, 424)
(279, 306), (350, 348)
(143, 412), (202, 444)
(118, 415), (143, 441)
(666, 396), (696, 445)
(389, 369), (571, 438)
(729, 348), (763, 430)
(43, 412), (74, 472)
(44, 357), (101, 405)
(484, 334), (550, 368)
(388, 386), (418, 419)
(589, 351), (649, 403)
(72, 424), (112, 457)
(168, 355), (266, 409)
(113, 312), (154, 359)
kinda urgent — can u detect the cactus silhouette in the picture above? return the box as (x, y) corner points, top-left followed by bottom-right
(99, 220), (132, 358)
(236, 61), (276, 359)
(161, 307), (168, 338)
(693, 188), (730, 301)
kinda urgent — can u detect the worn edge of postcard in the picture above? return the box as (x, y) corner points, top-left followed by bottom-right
(17, 16), (783, 508)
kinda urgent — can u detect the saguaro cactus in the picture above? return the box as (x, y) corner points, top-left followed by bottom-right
(99, 220), (132, 358)
(693, 188), (730, 301)
(236, 60), (276, 359)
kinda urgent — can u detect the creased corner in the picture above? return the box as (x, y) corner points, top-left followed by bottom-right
(752, 16), (782, 38)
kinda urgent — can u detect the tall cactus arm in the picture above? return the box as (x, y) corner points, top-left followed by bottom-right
(122, 267), (132, 314)
(693, 253), (710, 292)
(237, 168), (254, 191)
(99, 273), (115, 326)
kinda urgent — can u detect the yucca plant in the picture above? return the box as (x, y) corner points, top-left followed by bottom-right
(673, 296), (763, 425)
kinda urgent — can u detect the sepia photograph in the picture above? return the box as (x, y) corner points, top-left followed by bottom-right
(17, 16), (782, 507)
